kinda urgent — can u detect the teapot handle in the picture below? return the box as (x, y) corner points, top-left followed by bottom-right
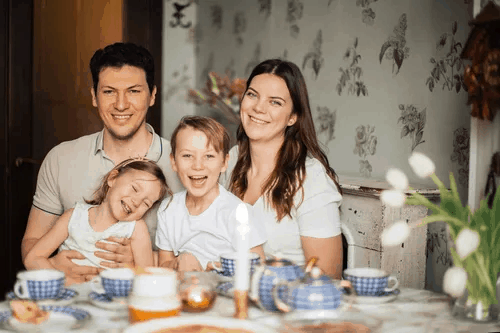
(304, 256), (318, 274)
(272, 278), (292, 313)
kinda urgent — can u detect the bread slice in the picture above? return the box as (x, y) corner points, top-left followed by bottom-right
(10, 300), (49, 324)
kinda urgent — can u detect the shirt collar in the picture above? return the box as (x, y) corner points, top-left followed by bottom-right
(93, 123), (163, 162)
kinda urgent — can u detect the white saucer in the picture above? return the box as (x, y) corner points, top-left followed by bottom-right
(88, 292), (128, 311)
(0, 305), (91, 332)
(343, 293), (397, 304)
(5, 288), (78, 307)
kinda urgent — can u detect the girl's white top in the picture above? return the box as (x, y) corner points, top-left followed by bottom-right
(220, 146), (342, 266)
(155, 184), (267, 269)
(59, 202), (136, 268)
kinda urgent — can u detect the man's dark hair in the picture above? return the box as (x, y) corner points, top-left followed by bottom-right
(90, 42), (155, 94)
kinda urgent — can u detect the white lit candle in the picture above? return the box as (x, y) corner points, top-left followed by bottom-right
(234, 203), (250, 291)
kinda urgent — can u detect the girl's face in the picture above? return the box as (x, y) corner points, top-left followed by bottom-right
(240, 73), (297, 144)
(106, 169), (162, 221)
(171, 127), (228, 203)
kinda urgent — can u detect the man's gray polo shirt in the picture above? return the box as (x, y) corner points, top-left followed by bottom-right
(32, 123), (183, 245)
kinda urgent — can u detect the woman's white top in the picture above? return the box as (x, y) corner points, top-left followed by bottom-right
(59, 202), (136, 268)
(155, 184), (267, 269)
(220, 146), (342, 266)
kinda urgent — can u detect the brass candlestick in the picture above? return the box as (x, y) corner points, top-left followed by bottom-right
(233, 290), (249, 319)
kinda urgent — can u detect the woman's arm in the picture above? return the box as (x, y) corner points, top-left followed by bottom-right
(301, 234), (343, 278)
(297, 197), (343, 278)
(23, 209), (73, 270)
(130, 220), (154, 268)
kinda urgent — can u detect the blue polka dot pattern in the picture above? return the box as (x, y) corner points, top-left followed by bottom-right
(343, 274), (392, 296)
(102, 277), (132, 298)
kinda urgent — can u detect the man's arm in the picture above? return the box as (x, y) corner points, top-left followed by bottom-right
(22, 206), (100, 284)
(22, 206), (59, 259)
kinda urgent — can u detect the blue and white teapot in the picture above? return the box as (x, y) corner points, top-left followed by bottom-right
(272, 266), (352, 313)
(249, 257), (318, 312)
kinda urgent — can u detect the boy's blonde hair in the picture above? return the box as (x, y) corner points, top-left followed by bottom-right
(170, 116), (230, 157)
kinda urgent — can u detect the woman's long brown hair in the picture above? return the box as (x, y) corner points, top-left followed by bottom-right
(229, 59), (342, 221)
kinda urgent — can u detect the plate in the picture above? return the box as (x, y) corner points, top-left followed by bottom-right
(123, 315), (278, 333)
(343, 289), (400, 304)
(5, 288), (78, 307)
(0, 305), (91, 332)
(88, 292), (128, 311)
(283, 309), (382, 331)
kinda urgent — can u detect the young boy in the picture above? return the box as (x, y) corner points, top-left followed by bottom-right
(156, 116), (266, 271)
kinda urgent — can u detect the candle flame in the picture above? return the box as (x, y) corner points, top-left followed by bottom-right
(235, 203), (248, 224)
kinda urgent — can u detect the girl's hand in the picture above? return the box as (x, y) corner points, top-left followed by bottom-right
(95, 237), (134, 268)
(177, 252), (203, 272)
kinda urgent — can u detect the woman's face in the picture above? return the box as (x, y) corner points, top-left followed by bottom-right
(240, 73), (297, 143)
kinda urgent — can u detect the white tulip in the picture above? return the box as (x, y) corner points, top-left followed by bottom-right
(381, 221), (410, 247)
(443, 267), (467, 298)
(380, 190), (406, 207)
(386, 168), (409, 190)
(408, 152), (435, 178)
(455, 228), (480, 259)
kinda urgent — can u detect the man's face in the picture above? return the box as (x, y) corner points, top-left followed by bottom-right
(91, 65), (156, 141)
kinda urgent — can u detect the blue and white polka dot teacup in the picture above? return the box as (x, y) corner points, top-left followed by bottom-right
(212, 252), (261, 277)
(91, 268), (134, 298)
(343, 268), (399, 296)
(14, 269), (65, 300)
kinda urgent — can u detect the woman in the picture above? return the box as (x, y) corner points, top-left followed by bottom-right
(221, 59), (343, 278)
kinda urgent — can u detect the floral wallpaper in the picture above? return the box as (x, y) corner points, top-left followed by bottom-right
(379, 13), (409, 75)
(425, 22), (466, 93)
(337, 38), (368, 96)
(164, 0), (473, 293)
(354, 125), (378, 177)
(357, 0), (379, 25)
(398, 104), (426, 151)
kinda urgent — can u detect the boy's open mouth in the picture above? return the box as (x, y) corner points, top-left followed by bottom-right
(189, 175), (207, 185)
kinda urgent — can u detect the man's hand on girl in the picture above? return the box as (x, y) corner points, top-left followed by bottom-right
(95, 236), (134, 268)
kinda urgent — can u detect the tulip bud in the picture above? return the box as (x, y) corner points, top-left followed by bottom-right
(386, 168), (409, 190)
(380, 190), (406, 207)
(408, 152), (435, 178)
(381, 221), (410, 247)
(443, 267), (467, 298)
(455, 228), (480, 259)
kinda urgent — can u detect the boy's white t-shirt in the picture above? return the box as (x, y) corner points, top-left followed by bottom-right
(155, 184), (267, 269)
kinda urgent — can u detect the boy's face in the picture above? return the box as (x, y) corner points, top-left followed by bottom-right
(170, 127), (228, 202)
(91, 65), (156, 141)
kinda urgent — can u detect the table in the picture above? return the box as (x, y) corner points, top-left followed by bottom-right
(1, 283), (499, 333)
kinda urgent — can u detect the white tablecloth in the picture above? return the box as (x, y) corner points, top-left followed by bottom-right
(1, 282), (499, 332)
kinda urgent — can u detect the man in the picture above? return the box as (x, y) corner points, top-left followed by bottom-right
(21, 42), (183, 284)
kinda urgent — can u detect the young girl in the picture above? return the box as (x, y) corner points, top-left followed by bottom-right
(156, 116), (266, 271)
(24, 158), (170, 283)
